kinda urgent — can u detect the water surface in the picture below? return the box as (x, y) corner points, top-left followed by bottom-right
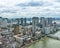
(28, 37), (60, 48)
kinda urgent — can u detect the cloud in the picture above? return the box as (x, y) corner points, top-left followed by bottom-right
(0, 0), (60, 18)
(16, 1), (52, 7)
(55, 0), (60, 2)
(0, 9), (17, 14)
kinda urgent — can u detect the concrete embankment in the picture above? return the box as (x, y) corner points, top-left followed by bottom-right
(21, 39), (41, 48)
(47, 35), (60, 40)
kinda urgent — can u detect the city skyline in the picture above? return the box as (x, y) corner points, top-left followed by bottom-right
(0, 0), (60, 18)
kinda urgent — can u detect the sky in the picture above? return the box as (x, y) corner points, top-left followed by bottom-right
(0, 0), (60, 18)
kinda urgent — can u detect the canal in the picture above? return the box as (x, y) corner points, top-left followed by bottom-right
(27, 37), (60, 48)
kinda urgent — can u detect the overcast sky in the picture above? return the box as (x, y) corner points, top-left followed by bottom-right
(0, 0), (60, 18)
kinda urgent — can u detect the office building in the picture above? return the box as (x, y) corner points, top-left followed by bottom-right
(20, 18), (27, 26)
(46, 18), (52, 26)
(0, 18), (8, 28)
(14, 25), (19, 35)
(32, 17), (39, 36)
(23, 18), (27, 26)
(20, 18), (24, 26)
(40, 17), (46, 27)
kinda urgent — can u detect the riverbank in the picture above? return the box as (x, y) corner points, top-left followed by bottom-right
(27, 37), (60, 48)
(21, 38), (41, 48)
(47, 30), (60, 40)
(21, 30), (60, 48)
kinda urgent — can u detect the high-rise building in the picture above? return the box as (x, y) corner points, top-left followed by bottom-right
(46, 18), (52, 26)
(40, 17), (52, 27)
(20, 18), (24, 26)
(0, 17), (8, 28)
(16, 18), (20, 26)
(32, 17), (39, 36)
(40, 17), (46, 27)
(23, 18), (27, 26)
(0, 17), (3, 27)
(20, 18), (27, 26)
(14, 25), (19, 35)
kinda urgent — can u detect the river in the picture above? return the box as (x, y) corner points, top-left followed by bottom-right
(27, 31), (60, 48)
